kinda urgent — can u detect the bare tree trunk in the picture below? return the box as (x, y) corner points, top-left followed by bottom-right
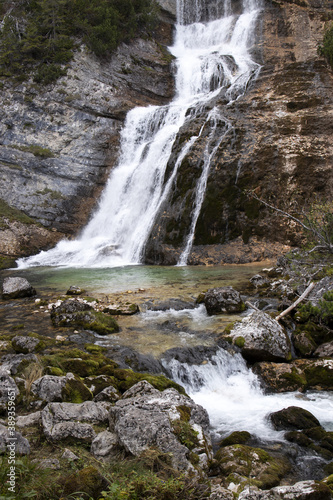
(275, 282), (316, 321)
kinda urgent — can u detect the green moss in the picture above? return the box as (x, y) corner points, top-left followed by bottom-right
(0, 198), (37, 225)
(281, 367), (307, 390)
(177, 405), (192, 422)
(61, 376), (93, 403)
(85, 343), (107, 355)
(219, 431), (252, 447)
(304, 364), (333, 389)
(234, 336), (245, 348)
(172, 419), (199, 450)
(0, 256), (17, 269)
(45, 366), (64, 376)
(62, 358), (100, 377)
(113, 369), (186, 395)
(14, 144), (54, 158)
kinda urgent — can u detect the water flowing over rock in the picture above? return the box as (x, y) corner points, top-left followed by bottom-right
(109, 380), (212, 471)
(229, 311), (291, 362)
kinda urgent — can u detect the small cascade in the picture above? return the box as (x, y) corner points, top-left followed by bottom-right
(17, 0), (262, 269)
(162, 347), (333, 442)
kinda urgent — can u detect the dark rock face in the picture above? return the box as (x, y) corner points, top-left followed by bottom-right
(204, 286), (245, 315)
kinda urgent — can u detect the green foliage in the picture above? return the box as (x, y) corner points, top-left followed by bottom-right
(0, 0), (159, 83)
(318, 23), (333, 68)
(298, 291), (333, 327)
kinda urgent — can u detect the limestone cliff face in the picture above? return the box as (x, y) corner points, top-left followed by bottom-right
(143, 0), (333, 265)
(0, 10), (175, 262)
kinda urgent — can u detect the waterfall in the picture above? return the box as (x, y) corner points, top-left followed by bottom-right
(17, 0), (262, 269)
(162, 347), (333, 442)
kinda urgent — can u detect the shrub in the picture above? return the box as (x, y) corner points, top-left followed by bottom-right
(318, 23), (333, 68)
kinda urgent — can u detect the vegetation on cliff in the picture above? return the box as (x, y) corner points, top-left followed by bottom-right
(0, 0), (159, 83)
(318, 22), (333, 68)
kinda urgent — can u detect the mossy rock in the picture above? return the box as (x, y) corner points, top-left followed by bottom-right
(215, 444), (290, 490)
(45, 366), (64, 376)
(172, 419), (200, 450)
(219, 431), (252, 447)
(304, 363), (333, 390)
(61, 466), (109, 499)
(62, 358), (100, 377)
(270, 406), (320, 431)
(113, 369), (186, 395)
(85, 343), (107, 355)
(84, 375), (118, 396)
(234, 336), (245, 348)
(11, 335), (45, 354)
(61, 375), (93, 403)
(292, 329), (317, 357)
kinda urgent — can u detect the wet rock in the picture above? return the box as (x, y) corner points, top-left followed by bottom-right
(109, 380), (212, 471)
(204, 287), (246, 315)
(144, 298), (196, 311)
(106, 346), (163, 373)
(2, 277), (36, 299)
(238, 480), (332, 499)
(12, 335), (43, 354)
(66, 285), (86, 296)
(103, 303), (139, 315)
(215, 444), (290, 491)
(16, 411), (41, 428)
(270, 406), (320, 431)
(219, 430), (252, 447)
(161, 345), (221, 366)
(0, 423), (30, 455)
(90, 430), (118, 460)
(285, 426), (333, 461)
(229, 311), (291, 362)
(253, 359), (333, 392)
(41, 401), (110, 442)
(50, 299), (119, 335)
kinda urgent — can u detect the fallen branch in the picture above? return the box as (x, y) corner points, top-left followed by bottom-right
(245, 301), (261, 312)
(275, 282), (315, 321)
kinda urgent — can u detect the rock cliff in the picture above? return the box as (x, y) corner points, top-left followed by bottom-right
(144, 0), (333, 264)
(0, 0), (332, 266)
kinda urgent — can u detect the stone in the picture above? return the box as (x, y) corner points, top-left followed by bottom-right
(204, 287), (246, 315)
(250, 274), (269, 288)
(62, 448), (79, 461)
(16, 411), (41, 428)
(66, 285), (85, 295)
(229, 311), (291, 362)
(270, 406), (321, 431)
(103, 303), (139, 315)
(109, 380), (212, 472)
(41, 401), (110, 441)
(50, 299), (119, 335)
(12, 336), (43, 354)
(0, 353), (38, 375)
(238, 480), (332, 499)
(314, 341), (333, 358)
(209, 484), (234, 499)
(2, 277), (36, 299)
(93, 386), (120, 403)
(90, 430), (118, 460)
(31, 372), (92, 403)
(0, 423), (30, 455)
(143, 298), (196, 311)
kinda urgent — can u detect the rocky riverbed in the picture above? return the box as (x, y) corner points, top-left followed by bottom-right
(0, 251), (332, 499)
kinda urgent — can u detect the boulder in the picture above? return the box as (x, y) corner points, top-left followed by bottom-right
(50, 299), (119, 335)
(11, 335), (43, 354)
(31, 372), (92, 403)
(109, 380), (212, 471)
(215, 444), (290, 491)
(90, 430), (118, 460)
(66, 285), (85, 295)
(16, 411), (41, 428)
(229, 311), (291, 362)
(93, 386), (120, 403)
(103, 303), (139, 315)
(0, 423), (30, 455)
(41, 401), (110, 442)
(253, 359), (333, 392)
(61, 448), (79, 461)
(143, 298), (196, 311)
(2, 277), (36, 299)
(204, 287), (246, 315)
(238, 480), (332, 499)
(269, 406), (320, 431)
(0, 353), (38, 375)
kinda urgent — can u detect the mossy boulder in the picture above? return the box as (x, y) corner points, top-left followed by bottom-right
(62, 466), (109, 499)
(84, 375), (118, 396)
(2, 277), (36, 299)
(113, 368), (186, 395)
(219, 431), (252, 447)
(270, 406), (320, 431)
(50, 299), (119, 334)
(12, 335), (45, 354)
(204, 287), (246, 315)
(215, 444), (290, 490)
(285, 426), (333, 460)
(103, 303), (139, 315)
(62, 358), (100, 377)
(292, 329), (317, 357)
(61, 375), (93, 403)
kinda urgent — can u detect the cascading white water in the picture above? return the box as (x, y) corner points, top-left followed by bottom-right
(17, 0), (262, 269)
(162, 347), (333, 442)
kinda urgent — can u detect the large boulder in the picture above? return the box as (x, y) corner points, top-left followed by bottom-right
(109, 380), (212, 472)
(253, 359), (333, 392)
(204, 287), (246, 315)
(2, 277), (36, 299)
(229, 311), (292, 362)
(0, 353), (38, 375)
(31, 372), (92, 403)
(50, 299), (119, 335)
(269, 406), (320, 431)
